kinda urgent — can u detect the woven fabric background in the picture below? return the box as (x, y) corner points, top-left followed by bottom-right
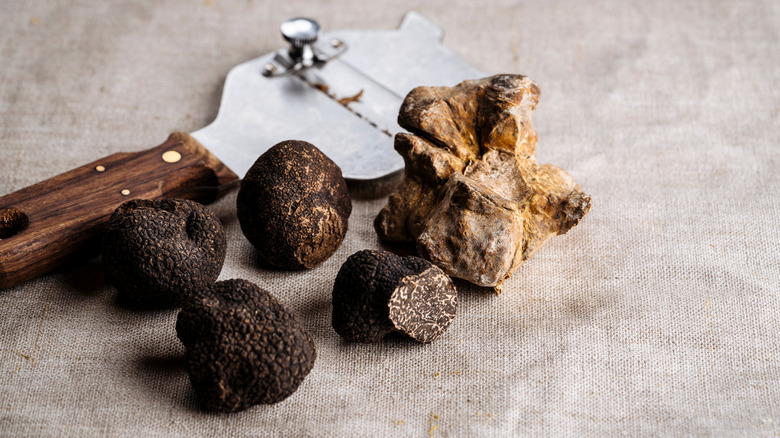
(1, 1), (778, 436)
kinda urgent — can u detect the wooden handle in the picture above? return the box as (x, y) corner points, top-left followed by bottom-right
(0, 132), (239, 289)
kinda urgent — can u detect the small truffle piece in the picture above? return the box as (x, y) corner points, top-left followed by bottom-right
(375, 74), (592, 288)
(102, 198), (226, 307)
(237, 140), (352, 269)
(0, 208), (28, 239)
(332, 249), (458, 343)
(176, 279), (316, 412)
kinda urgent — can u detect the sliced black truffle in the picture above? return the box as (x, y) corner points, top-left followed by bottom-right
(236, 140), (352, 269)
(102, 198), (226, 308)
(176, 279), (316, 412)
(332, 249), (458, 343)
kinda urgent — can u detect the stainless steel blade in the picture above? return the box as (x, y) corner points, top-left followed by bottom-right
(192, 11), (486, 183)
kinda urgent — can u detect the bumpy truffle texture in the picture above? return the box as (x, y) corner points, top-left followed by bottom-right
(332, 250), (458, 343)
(375, 74), (592, 288)
(176, 279), (316, 412)
(0, 208), (28, 239)
(237, 140), (352, 270)
(102, 198), (226, 307)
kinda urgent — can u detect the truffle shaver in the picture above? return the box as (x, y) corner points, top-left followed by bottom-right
(0, 12), (485, 289)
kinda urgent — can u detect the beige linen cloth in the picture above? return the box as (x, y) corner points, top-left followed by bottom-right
(1, 1), (778, 436)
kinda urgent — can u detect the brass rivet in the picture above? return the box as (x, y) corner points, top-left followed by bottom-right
(121, 189), (130, 196)
(95, 165), (106, 172)
(162, 150), (182, 163)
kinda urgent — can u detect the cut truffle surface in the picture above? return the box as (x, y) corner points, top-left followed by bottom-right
(237, 140), (352, 270)
(332, 249), (458, 343)
(176, 279), (316, 412)
(102, 198), (226, 308)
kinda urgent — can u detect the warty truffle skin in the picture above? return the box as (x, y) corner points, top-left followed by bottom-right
(332, 249), (458, 343)
(102, 198), (226, 308)
(236, 140), (352, 270)
(176, 279), (317, 412)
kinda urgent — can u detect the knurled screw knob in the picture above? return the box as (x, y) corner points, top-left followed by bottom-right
(280, 17), (320, 52)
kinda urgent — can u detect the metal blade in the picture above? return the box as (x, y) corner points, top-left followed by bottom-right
(192, 12), (486, 183)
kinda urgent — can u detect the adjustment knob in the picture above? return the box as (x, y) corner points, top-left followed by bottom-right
(280, 17), (320, 50)
(264, 17), (346, 77)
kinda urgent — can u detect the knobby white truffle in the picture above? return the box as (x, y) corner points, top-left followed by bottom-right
(375, 74), (591, 288)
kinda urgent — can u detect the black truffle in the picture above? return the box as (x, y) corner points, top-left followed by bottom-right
(236, 140), (352, 269)
(102, 198), (226, 308)
(332, 249), (458, 343)
(0, 208), (28, 239)
(176, 279), (316, 412)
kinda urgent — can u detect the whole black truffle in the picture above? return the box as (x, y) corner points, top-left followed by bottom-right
(102, 198), (226, 308)
(332, 249), (458, 343)
(176, 279), (316, 412)
(236, 140), (352, 269)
